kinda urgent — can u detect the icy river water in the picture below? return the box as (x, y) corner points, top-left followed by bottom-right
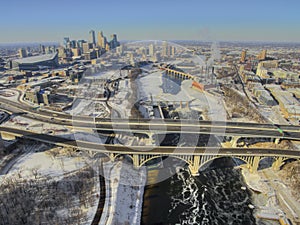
(139, 73), (256, 224)
(141, 159), (256, 225)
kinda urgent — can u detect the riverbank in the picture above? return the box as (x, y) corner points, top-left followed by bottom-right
(241, 165), (300, 225)
(100, 161), (147, 225)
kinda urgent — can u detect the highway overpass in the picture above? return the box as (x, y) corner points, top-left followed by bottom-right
(1, 97), (300, 144)
(1, 126), (299, 176)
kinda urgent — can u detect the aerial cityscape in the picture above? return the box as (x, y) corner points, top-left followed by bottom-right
(0, 1), (300, 225)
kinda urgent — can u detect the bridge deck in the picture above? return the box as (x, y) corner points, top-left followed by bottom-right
(1, 127), (300, 158)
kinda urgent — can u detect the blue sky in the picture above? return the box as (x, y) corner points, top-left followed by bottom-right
(0, 0), (300, 43)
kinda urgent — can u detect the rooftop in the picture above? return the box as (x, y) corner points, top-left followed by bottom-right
(14, 53), (57, 64)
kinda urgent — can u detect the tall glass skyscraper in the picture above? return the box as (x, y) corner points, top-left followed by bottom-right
(89, 30), (96, 45)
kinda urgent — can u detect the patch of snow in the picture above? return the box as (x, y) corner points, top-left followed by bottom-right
(8, 150), (88, 178)
(100, 161), (146, 225)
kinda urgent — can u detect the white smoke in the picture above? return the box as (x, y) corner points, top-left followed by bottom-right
(207, 42), (221, 68)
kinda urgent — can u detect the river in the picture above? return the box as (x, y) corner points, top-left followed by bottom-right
(142, 158), (256, 225)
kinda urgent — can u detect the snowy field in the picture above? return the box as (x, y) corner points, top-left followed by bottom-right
(7, 147), (89, 178)
(4, 115), (70, 135)
(67, 99), (93, 115)
(100, 161), (147, 225)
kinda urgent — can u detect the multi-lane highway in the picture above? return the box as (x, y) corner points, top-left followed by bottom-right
(1, 97), (300, 141)
(0, 126), (300, 158)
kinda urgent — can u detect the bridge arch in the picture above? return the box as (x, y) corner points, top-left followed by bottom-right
(279, 157), (299, 169)
(257, 156), (277, 170)
(113, 153), (134, 163)
(138, 155), (191, 168)
(198, 156), (250, 171)
(93, 152), (108, 158)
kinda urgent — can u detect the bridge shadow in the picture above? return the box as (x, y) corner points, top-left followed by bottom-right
(156, 133), (222, 147)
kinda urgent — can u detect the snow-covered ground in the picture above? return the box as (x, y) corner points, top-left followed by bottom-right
(67, 98), (110, 117)
(67, 99), (93, 115)
(182, 81), (227, 121)
(64, 132), (107, 144)
(240, 166), (289, 225)
(90, 70), (120, 80)
(109, 78), (133, 118)
(135, 67), (227, 121)
(0, 144), (101, 225)
(3, 115), (70, 135)
(100, 161), (147, 225)
(7, 147), (89, 178)
(115, 133), (153, 146)
(136, 70), (165, 101)
(108, 100), (132, 118)
(0, 89), (20, 102)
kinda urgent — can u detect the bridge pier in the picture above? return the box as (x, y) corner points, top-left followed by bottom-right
(133, 154), (140, 168)
(185, 101), (189, 109)
(272, 157), (284, 171)
(157, 104), (165, 119)
(188, 156), (201, 176)
(249, 156), (260, 173)
(274, 138), (280, 145)
(109, 153), (116, 162)
(230, 136), (241, 148)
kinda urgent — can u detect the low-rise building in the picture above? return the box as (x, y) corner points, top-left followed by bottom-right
(251, 83), (276, 106)
(266, 85), (300, 121)
(240, 70), (261, 83)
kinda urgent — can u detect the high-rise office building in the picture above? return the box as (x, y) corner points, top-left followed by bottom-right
(162, 41), (171, 57)
(258, 49), (267, 61)
(171, 46), (176, 57)
(97, 31), (106, 48)
(82, 42), (90, 54)
(105, 43), (110, 51)
(63, 37), (70, 48)
(69, 40), (77, 49)
(18, 48), (27, 58)
(77, 40), (86, 51)
(149, 44), (155, 56)
(39, 44), (45, 54)
(89, 30), (96, 45)
(153, 52), (161, 62)
(110, 34), (119, 49)
(58, 46), (66, 58)
(71, 48), (81, 57)
(95, 48), (103, 58)
(240, 49), (247, 63)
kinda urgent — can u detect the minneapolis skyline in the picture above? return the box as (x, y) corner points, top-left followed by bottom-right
(1, 0), (300, 43)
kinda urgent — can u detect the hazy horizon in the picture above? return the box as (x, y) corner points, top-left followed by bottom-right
(1, 40), (300, 47)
